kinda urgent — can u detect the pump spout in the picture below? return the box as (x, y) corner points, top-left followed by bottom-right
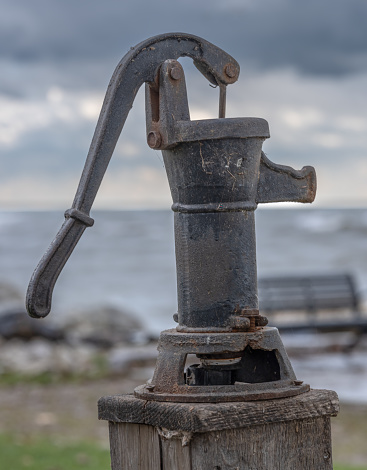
(256, 152), (316, 204)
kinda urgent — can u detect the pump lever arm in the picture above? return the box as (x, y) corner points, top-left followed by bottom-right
(26, 33), (239, 318)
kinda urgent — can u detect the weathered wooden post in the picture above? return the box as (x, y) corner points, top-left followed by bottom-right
(27, 33), (339, 469)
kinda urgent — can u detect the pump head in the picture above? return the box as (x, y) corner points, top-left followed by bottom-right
(26, 33), (316, 403)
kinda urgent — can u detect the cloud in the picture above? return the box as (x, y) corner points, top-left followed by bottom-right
(1, 1), (367, 208)
(0, 88), (96, 148)
(280, 108), (324, 130)
(1, 65), (367, 208)
(0, 167), (171, 210)
(0, 0), (366, 78)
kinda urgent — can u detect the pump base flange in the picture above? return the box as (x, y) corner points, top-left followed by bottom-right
(134, 327), (309, 403)
(134, 381), (310, 403)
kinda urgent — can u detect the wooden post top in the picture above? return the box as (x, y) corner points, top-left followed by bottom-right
(98, 388), (339, 433)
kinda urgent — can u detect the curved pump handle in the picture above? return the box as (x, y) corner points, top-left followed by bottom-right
(26, 32), (240, 319)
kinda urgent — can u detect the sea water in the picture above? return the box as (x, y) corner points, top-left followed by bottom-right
(1, 207), (367, 402)
(1, 207), (366, 331)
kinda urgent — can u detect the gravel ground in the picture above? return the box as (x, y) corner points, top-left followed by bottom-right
(0, 373), (149, 446)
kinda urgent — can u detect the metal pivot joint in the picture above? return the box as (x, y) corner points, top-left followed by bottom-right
(26, 33), (316, 403)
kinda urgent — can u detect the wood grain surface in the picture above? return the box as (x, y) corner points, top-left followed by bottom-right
(109, 416), (334, 469)
(99, 388), (339, 433)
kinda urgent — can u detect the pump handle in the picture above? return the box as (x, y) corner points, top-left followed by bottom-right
(26, 33), (240, 318)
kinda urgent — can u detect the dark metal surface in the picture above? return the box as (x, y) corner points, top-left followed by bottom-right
(133, 327), (310, 403)
(144, 57), (315, 400)
(26, 33), (316, 403)
(134, 382), (310, 403)
(145, 59), (315, 333)
(26, 33), (239, 319)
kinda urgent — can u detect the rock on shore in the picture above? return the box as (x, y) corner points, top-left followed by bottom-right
(0, 282), (156, 377)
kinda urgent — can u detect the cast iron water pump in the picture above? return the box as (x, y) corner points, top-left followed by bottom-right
(27, 33), (316, 403)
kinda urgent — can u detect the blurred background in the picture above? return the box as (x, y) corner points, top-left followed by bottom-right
(0, 1), (367, 469)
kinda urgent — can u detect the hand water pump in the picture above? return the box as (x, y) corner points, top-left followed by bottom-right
(27, 33), (316, 403)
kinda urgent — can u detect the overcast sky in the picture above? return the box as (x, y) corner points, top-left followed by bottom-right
(1, 0), (367, 209)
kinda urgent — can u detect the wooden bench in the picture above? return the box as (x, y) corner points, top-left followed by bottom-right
(258, 273), (367, 342)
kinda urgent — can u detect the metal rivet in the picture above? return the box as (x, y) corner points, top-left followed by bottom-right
(293, 380), (303, 386)
(224, 63), (237, 78)
(169, 66), (182, 80)
(147, 131), (162, 149)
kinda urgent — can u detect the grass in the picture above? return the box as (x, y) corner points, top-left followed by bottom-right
(0, 354), (110, 386)
(335, 466), (367, 470)
(332, 403), (367, 468)
(1, 433), (366, 470)
(0, 434), (110, 470)
(0, 370), (106, 386)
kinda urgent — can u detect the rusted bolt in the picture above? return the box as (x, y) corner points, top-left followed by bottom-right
(147, 131), (162, 149)
(224, 63), (237, 78)
(294, 380), (303, 386)
(229, 315), (251, 330)
(255, 315), (268, 327)
(169, 66), (182, 81)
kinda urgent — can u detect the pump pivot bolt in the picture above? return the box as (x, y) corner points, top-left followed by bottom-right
(224, 63), (237, 78)
(147, 131), (162, 149)
(169, 66), (182, 81)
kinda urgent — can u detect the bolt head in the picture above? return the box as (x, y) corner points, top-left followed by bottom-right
(147, 131), (162, 149)
(224, 63), (237, 79)
(169, 66), (182, 81)
(229, 315), (251, 330)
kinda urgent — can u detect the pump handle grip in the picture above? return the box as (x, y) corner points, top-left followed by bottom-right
(26, 33), (240, 318)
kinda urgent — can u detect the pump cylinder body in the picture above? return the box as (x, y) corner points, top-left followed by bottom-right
(174, 211), (257, 330)
(163, 136), (265, 332)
